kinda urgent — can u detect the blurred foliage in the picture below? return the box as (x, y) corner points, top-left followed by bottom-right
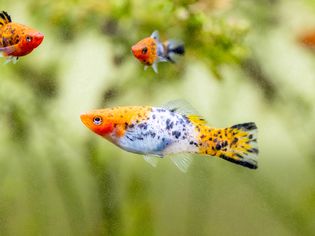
(1, 0), (315, 235)
(29, 0), (249, 80)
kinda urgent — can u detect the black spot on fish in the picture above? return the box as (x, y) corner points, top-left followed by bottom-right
(222, 141), (228, 147)
(248, 148), (259, 154)
(128, 124), (134, 129)
(231, 138), (238, 145)
(215, 143), (221, 150)
(166, 119), (173, 130)
(126, 135), (134, 141)
(189, 141), (194, 145)
(249, 134), (253, 139)
(138, 123), (148, 130)
(172, 131), (181, 139)
(152, 114), (156, 119)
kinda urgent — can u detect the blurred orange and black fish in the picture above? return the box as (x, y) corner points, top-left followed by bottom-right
(131, 31), (185, 73)
(0, 11), (44, 64)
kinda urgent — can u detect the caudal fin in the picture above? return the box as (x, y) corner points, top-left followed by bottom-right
(166, 40), (185, 63)
(204, 122), (258, 169)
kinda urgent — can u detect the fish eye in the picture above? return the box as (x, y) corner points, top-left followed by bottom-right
(26, 36), (32, 42)
(142, 47), (148, 54)
(93, 116), (102, 126)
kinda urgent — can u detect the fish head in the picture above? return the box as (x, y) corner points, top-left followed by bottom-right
(81, 106), (152, 139)
(131, 37), (157, 65)
(80, 109), (115, 137)
(18, 27), (44, 55)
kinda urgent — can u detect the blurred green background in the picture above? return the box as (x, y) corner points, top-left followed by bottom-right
(1, 0), (315, 235)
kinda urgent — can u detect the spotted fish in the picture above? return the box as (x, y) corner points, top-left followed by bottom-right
(131, 31), (185, 73)
(80, 100), (258, 172)
(0, 11), (44, 64)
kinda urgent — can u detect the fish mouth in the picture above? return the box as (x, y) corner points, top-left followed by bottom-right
(131, 45), (137, 56)
(80, 113), (91, 129)
(36, 32), (44, 42)
(33, 32), (44, 48)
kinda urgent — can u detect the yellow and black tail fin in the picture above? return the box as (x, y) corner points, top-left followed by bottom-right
(0, 11), (12, 27)
(207, 122), (258, 169)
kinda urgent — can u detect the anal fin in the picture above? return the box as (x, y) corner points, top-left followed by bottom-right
(170, 154), (193, 173)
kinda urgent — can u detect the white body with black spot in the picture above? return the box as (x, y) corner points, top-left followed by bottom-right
(115, 107), (199, 157)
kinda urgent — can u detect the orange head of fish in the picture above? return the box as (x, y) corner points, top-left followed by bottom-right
(14, 26), (44, 56)
(80, 109), (116, 137)
(131, 37), (157, 65)
(81, 106), (151, 138)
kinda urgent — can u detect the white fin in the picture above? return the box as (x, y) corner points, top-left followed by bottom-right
(12, 57), (18, 64)
(170, 154), (193, 173)
(150, 30), (159, 41)
(163, 99), (200, 116)
(2, 55), (18, 64)
(4, 56), (14, 64)
(144, 155), (160, 167)
(152, 61), (158, 73)
(157, 56), (168, 62)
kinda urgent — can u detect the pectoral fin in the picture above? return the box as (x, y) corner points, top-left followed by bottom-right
(150, 30), (159, 41)
(3, 56), (18, 64)
(0, 45), (17, 56)
(152, 62), (158, 73)
(143, 155), (160, 167)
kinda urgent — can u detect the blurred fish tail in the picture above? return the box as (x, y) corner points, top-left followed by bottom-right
(205, 122), (258, 169)
(166, 40), (185, 63)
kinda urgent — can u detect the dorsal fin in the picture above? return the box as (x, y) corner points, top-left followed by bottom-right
(186, 115), (207, 126)
(150, 30), (159, 41)
(162, 99), (207, 125)
(0, 11), (12, 26)
(163, 99), (198, 115)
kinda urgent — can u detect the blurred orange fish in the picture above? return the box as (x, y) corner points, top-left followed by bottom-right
(298, 30), (315, 48)
(0, 11), (44, 64)
(131, 31), (185, 73)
